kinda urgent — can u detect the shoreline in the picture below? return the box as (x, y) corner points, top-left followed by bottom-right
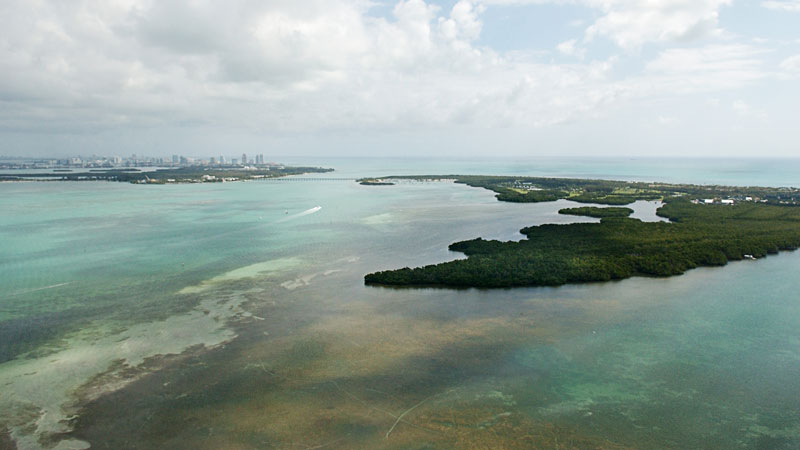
(3, 168), (800, 448)
(363, 175), (800, 288)
(0, 166), (334, 185)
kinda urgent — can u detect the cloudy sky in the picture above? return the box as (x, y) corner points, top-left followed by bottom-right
(1, 0), (799, 158)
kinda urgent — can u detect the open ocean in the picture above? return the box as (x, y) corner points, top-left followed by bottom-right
(2, 157), (800, 449)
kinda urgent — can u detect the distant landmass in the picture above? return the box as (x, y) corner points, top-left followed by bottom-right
(363, 176), (800, 288)
(0, 166), (333, 184)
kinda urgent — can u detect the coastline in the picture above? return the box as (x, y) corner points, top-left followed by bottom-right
(3, 163), (800, 448)
(363, 176), (800, 288)
(0, 166), (334, 184)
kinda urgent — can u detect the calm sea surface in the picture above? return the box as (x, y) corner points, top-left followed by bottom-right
(1, 157), (799, 449)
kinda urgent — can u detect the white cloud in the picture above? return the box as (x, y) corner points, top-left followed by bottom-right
(780, 54), (800, 73)
(483, 0), (732, 50)
(732, 100), (767, 120)
(643, 45), (766, 92)
(583, 0), (732, 50)
(762, 0), (800, 12)
(0, 0), (781, 157)
(732, 100), (749, 115)
(0, 0), (626, 136)
(439, 0), (486, 42)
(556, 39), (586, 58)
(658, 115), (677, 125)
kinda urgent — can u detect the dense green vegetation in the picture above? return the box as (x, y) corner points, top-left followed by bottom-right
(0, 166), (333, 183)
(374, 175), (799, 206)
(365, 197), (800, 288)
(559, 206), (633, 218)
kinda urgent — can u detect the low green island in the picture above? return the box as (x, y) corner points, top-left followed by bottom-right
(0, 166), (333, 184)
(364, 176), (800, 288)
(362, 175), (799, 205)
(558, 206), (634, 218)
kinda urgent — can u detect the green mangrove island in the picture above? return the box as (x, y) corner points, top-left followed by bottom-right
(558, 206), (634, 218)
(364, 176), (800, 288)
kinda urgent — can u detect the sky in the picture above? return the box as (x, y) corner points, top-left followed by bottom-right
(1, 0), (799, 158)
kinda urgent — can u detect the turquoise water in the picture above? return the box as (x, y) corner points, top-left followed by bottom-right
(1, 158), (799, 449)
(287, 156), (800, 187)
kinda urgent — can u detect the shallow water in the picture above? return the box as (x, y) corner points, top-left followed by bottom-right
(1, 158), (799, 449)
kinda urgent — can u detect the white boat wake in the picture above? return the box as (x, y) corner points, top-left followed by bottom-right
(275, 206), (322, 223)
(7, 282), (74, 298)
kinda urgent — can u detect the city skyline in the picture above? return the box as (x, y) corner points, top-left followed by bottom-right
(0, 152), (276, 169)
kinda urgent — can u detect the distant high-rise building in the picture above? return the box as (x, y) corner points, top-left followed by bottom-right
(242, 153), (247, 166)
(210, 157), (216, 165)
(172, 154), (179, 164)
(256, 154), (265, 164)
(219, 155), (225, 164)
(232, 158), (238, 165)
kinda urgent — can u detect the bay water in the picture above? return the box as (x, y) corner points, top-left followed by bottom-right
(1, 157), (799, 449)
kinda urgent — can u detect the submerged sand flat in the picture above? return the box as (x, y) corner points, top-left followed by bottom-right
(179, 257), (302, 294)
(0, 293), (243, 449)
(0, 254), (313, 449)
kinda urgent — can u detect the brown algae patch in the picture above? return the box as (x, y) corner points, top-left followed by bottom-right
(61, 284), (671, 449)
(63, 263), (703, 448)
(89, 308), (593, 447)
